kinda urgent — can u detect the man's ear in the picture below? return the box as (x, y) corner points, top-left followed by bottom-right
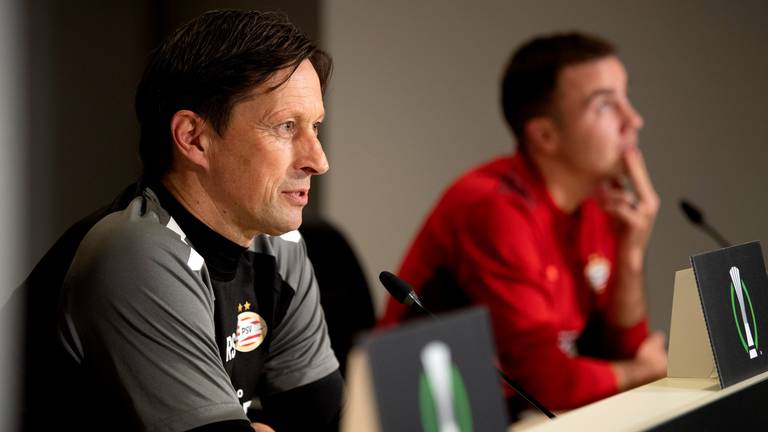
(524, 116), (559, 155)
(170, 110), (210, 170)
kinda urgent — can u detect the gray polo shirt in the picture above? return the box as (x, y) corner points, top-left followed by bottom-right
(59, 187), (338, 431)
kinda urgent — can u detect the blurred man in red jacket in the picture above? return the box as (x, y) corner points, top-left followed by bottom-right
(380, 32), (667, 415)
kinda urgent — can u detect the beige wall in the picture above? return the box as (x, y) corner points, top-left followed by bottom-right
(322, 0), (768, 333)
(0, 0), (24, 302)
(0, 1), (24, 427)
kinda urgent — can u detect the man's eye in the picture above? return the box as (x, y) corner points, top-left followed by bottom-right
(597, 100), (616, 113)
(276, 121), (295, 137)
(312, 122), (322, 136)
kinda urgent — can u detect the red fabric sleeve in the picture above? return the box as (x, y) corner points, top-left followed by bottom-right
(600, 317), (649, 360)
(456, 199), (619, 409)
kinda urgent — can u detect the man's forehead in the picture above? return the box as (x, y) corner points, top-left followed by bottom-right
(240, 68), (304, 101)
(237, 61), (323, 113)
(555, 56), (627, 101)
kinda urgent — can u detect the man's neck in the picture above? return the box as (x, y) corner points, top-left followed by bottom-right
(529, 152), (597, 214)
(161, 173), (256, 247)
(152, 181), (247, 281)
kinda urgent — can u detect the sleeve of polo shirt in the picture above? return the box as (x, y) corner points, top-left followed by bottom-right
(60, 204), (247, 432)
(260, 235), (340, 394)
(455, 198), (619, 410)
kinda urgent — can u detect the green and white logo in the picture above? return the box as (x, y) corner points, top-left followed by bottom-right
(418, 341), (473, 432)
(729, 266), (759, 359)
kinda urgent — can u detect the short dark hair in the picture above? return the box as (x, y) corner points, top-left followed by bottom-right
(135, 10), (332, 182)
(501, 32), (615, 147)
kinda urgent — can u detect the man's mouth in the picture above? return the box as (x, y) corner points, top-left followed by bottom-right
(282, 189), (309, 206)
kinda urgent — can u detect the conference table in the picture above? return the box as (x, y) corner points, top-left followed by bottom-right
(513, 370), (768, 430)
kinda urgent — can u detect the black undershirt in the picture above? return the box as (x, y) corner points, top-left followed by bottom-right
(152, 183), (245, 282)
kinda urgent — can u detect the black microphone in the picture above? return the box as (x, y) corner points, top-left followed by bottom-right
(378, 271), (556, 419)
(679, 199), (732, 248)
(378, 270), (430, 314)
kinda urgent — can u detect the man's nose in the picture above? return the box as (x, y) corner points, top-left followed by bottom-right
(623, 101), (644, 132)
(297, 132), (329, 176)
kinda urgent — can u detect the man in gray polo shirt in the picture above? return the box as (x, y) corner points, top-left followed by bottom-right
(19, 10), (341, 432)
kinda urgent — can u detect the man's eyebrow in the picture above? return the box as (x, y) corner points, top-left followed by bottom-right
(266, 106), (325, 122)
(583, 88), (615, 106)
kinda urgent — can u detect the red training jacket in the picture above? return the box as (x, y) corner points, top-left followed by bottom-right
(379, 153), (648, 409)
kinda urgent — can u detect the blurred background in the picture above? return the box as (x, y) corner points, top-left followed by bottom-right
(2, 0), (767, 427)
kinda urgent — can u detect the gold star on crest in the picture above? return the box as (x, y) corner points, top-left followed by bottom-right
(237, 303), (243, 313)
(244, 301), (251, 311)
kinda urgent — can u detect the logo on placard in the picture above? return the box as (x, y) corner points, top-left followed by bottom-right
(729, 266), (759, 359)
(418, 341), (473, 432)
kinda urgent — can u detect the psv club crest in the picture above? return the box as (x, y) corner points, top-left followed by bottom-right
(236, 302), (267, 353)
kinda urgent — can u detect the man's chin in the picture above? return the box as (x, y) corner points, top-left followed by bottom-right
(263, 217), (303, 237)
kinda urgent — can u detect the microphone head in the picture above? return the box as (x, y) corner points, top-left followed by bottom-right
(379, 271), (414, 304)
(680, 199), (704, 225)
